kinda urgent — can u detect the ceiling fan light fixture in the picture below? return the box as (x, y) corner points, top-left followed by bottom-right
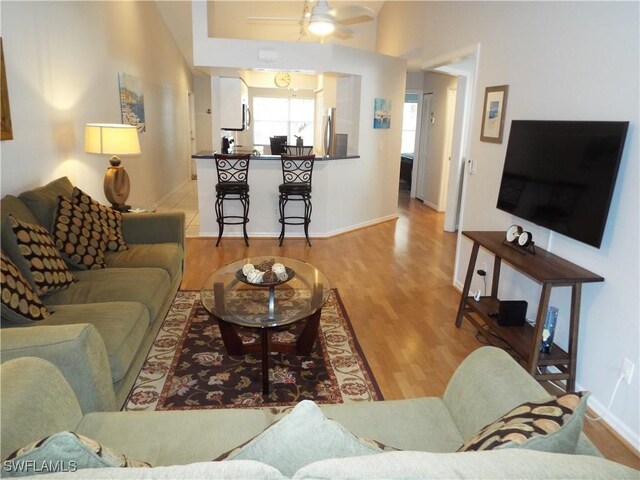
(308, 14), (335, 35)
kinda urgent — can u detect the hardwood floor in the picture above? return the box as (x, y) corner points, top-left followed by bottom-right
(178, 188), (639, 470)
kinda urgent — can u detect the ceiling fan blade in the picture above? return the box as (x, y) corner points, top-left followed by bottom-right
(332, 5), (375, 25)
(332, 23), (354, 39)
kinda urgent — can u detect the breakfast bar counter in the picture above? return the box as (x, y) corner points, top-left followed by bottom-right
(191, 150), (395, 241)
(191, 151), (360, 162)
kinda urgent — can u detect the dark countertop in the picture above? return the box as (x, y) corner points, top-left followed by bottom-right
(191, 151), (360, 161)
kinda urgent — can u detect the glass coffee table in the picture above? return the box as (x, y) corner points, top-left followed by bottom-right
(200, 256), (330, 394)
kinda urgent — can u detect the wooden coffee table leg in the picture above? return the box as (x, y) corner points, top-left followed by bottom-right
(261, 328), (270, 395)
(296, 308), (322, 355)
(215, 317), (244, 356)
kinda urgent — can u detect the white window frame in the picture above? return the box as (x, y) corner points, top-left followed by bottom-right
(252, 95), (315, 148)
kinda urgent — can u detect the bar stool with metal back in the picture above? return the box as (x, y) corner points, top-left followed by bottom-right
(278, 154), (315, 247)
(214, 153), (251, 247)
(285, 145), (314, 155)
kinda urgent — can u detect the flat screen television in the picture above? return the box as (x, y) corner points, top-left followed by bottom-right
(496, 120), (629, 248)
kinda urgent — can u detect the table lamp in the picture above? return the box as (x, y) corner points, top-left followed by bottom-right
(85, 123), (141, 212)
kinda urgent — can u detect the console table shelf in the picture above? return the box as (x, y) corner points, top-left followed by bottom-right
(455, 231), (604, 391)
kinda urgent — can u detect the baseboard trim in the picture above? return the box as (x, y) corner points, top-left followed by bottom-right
(194, 215), (400, 240)
(578, 380), (640, 453)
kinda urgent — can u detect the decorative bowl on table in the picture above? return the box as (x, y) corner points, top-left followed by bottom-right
(235, 260), (295, 287)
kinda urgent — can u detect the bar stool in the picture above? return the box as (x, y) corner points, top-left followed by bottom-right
(285, 145), (314, 155)
(278, 154), (315, 247)
(214, 153), (251, 247)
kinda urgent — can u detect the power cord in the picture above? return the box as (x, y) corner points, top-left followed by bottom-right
(584, 372), (625, 422)
(477, 269), (487, 296)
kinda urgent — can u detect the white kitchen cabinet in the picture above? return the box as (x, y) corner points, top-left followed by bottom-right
(220, 77), (249, 131)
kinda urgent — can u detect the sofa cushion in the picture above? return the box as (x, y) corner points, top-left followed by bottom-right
(40, 302), (149, 383)
(104, 244), (183, 281)
(53, 197), (109, 270)
(457, 392), (588, 454)
(1, 250), (50, 324)
(2, 431), (150, 477)
(17, 177), (74, 229)
(319, 397), (465, 452)
(72, 187), (127, 252)
(220, 400), (384, 477)
(76, 409), (275, 466)
(42, 268), (170, 324)
(291, 450), (640, 480)
(8, 215), (77, 295)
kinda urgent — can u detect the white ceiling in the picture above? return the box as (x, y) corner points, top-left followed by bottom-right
(154, 0), (386, 74)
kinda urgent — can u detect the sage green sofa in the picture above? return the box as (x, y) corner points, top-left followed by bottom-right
(1, 348), (637, 479)
(0, 177), (185, 412)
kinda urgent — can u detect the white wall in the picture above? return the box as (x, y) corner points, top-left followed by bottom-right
(0, 1), (193, 208)
(379, 1), (640, 448)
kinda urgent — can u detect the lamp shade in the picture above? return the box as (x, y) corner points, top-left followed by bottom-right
(85, 123), (141, 155)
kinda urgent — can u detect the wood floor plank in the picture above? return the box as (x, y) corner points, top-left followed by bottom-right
(180, 190), (639, 470)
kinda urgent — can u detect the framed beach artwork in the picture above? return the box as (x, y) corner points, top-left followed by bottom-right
(480, 85), (508, 143)
(373, 98), (391, 129)
(118, 72), (146, 132)
(1, 38), (13, 141)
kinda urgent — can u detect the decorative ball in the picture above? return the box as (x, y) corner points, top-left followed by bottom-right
(247, 270), (264, 284)
(242, 263), (255, 276)
(272, 263), (286, 275)
(275, 270), (288, 282)
(257, 260), (275, 272)
(262, 271), (278, 283)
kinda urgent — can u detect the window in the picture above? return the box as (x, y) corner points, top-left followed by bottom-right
(401, 101), (418, 154)
(253, 96), (315, 148)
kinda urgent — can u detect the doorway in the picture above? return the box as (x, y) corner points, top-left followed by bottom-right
(413, 93), (431, 201)
(400, 93), (419, 192)
(432, 54), (478, 232)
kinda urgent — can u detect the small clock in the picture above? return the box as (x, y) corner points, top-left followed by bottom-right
(505, 224), (535, 252)
(506, 225), (522, 243)
(274, 72), (291, 88)
(518, 230), (533, 248)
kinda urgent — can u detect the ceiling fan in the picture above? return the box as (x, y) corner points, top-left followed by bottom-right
(246, 0), (376, 40)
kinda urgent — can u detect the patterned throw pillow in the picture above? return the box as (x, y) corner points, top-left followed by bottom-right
(53, 196), (108, 270)
(72, 187), (127, 252)
(457, 392), (588, 453)
(2, 431), (150, 476)
(0, 250), (50, 323)
(8, 215), (76, 296)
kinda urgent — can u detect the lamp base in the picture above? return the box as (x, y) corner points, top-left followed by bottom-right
(111, 204), (131, 213)
(104, 161), (131, 210)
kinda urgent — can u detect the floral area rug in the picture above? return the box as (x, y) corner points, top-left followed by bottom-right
(123, 289), (382, 411)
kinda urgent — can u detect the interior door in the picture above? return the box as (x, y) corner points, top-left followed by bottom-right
(415, 93), (432, 201)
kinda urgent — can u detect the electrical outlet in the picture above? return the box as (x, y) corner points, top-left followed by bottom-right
(621, 358), (635, 384)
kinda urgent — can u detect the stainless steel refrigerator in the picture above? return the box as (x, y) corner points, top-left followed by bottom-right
(323, 107), (347, 157)
(323, 107), (337, 157)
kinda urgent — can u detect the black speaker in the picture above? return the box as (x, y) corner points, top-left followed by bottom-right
(497, 300), (528, 326)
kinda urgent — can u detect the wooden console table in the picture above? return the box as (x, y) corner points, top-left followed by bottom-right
(455, 231), (604, 391)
